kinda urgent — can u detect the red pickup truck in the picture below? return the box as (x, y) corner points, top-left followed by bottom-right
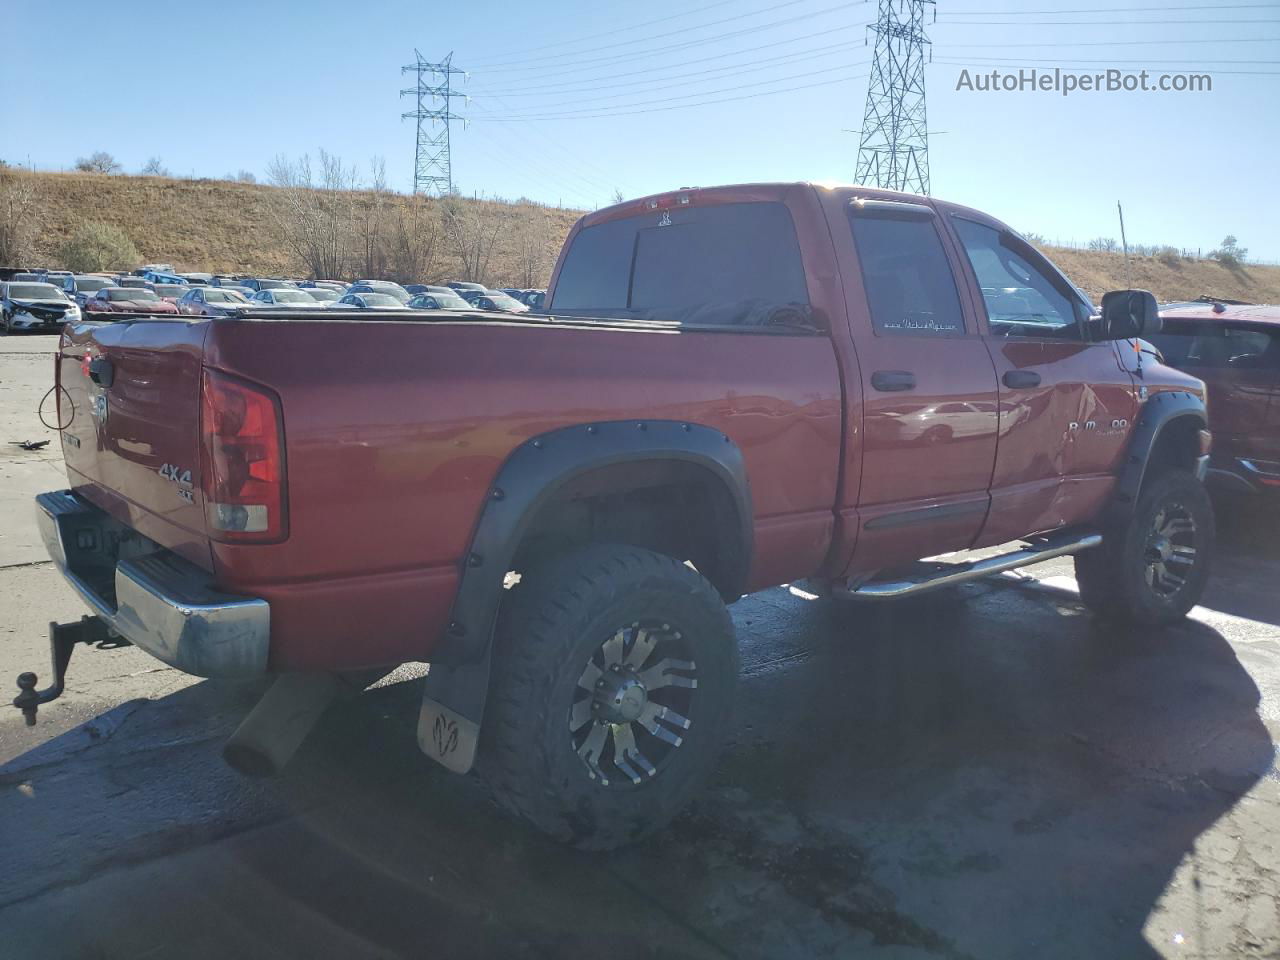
(16, 183), (1214, 849)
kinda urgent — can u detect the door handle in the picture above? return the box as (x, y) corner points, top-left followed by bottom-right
(1002, 370), (1041, 389)
(871, 370), (917, 392)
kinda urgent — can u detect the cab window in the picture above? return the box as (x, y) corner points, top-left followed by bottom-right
(952, 218), (1083, 340)
(848, 212), (966, 337)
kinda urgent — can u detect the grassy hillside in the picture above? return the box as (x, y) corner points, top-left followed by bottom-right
(11, 170), (1280, 303)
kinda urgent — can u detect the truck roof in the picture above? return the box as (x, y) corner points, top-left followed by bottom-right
(1159, 303), (1280, 327)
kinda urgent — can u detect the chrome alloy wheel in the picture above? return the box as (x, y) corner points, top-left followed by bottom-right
(569, 622), (697, 787)
(1144, 502), (1198, 598)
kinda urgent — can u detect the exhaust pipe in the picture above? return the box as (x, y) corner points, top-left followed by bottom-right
(223, 672), (350, 777)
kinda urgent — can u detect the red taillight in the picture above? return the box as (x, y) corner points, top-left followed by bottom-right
(200, 368), (287, 542)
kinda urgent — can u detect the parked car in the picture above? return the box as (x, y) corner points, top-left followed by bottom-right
(1149, 302), (1280, 494)
(179, 273), (213, 286)
(407, 289), (470, 310)
(460, 289), (529, 313)
(241, 278), (297, 294)
(299, 280), (346, 292)
(8, 272), (43, 282)
(404, 284), (431, 295)
(61, 274), (116, 308)
(445, 281), (487, 294)
(84, 286), (179, 316)
(115, 276), (151, 289)
(344, 280), (411, 304)
(523, 290), (546, 311)
(1, 281), (80, 333)
(147, 283), (190, 304)
(176, 287), (250, 317)
(250, 289), (326, 308)
(39, 270), (74, 288)
(301, 287), (341, 303)
(333, 292), (408, 310)
(142, 271), (188, 286)
(24, 183), (1213, 853)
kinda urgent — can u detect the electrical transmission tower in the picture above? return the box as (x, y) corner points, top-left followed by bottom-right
(854, 0), (936, 195)
(400, 50), (466, 196)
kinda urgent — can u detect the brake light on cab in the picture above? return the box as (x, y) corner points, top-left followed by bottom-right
(200, 368), (287, 542)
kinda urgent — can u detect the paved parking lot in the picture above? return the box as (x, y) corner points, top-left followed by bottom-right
(1, 331), (1277, 959)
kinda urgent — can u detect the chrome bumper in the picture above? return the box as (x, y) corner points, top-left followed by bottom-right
(36, 490), (270, 678)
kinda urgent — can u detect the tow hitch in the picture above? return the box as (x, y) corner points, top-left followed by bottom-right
(11, 616), (130, 725)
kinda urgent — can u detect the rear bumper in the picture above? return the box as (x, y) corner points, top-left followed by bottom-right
(36, 490), (270, 677)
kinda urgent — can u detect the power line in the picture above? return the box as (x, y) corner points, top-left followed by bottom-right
(400, 50), (465, 196)
(472, 68), (871, 122)
(466, 24), (871, 96)
(472, 1), (871, 74)
(463, 0), (739, 66)
(945, 37), (1280, 46)
(940, 3), (1278, 14)
(938, 18), (1280, 25)
(470, 39), (868, 106)
(856, 0), (935, 195)
(473, 60), (872, 121)
(466, 0), (816, 70)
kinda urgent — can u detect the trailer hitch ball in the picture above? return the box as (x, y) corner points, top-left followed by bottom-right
(14, 672), (40, 726)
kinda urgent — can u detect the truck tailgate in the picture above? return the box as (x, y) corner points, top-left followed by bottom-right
(59, 319), (213, 569)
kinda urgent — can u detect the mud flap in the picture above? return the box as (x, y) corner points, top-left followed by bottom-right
(416, 648), (492, 775)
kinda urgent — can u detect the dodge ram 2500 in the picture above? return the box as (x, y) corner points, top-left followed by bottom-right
(15, 183), (1213, 849)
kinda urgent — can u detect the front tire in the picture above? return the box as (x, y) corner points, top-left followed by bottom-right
(1075, 469), (1214, 624)
(481, 544), (738, 850)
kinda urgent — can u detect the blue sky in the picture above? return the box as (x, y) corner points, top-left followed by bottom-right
(3, 0), (1278, 258)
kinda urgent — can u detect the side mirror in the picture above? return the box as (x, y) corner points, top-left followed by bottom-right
(1099, 289), (1161, 340)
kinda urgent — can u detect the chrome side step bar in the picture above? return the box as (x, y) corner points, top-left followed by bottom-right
(839, 530), (1103, 600)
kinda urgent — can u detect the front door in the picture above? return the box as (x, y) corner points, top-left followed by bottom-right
(836, 198), (1000, 573)
(947, 217), (1137, 546)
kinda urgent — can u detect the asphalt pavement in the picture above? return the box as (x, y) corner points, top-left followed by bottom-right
(1, 331), (1277, 959)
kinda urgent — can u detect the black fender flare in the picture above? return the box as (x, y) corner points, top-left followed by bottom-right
(1107, 389), (1207, 523)
(417, 419), (752, 774)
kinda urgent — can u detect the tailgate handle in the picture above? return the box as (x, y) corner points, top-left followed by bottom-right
(88, 358), (114, 388)
(1002, 370), (1041, 389)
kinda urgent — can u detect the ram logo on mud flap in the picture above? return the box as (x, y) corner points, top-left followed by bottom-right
(433, 714), (460, 757)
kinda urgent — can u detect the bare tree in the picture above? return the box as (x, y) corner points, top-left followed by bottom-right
(0, 170), (39, 264)
(386, 197), (441, 283)
(266, 151), (359, 279)
(441, 197), (509, 284)
(358, 156), (390, 278)
(141, 156), (170, 177)
(236, 170), (257, 184)
(513, 210), (554, 288)
(75, 151), (122, 174)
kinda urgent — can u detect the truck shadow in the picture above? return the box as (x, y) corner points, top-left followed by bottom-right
(1200, 495), (1280, 626)
(0, 584), (1273, 960)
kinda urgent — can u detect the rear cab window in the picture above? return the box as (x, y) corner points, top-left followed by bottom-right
(549, 201), (812, 329)
(1150, 322), (1279, 371)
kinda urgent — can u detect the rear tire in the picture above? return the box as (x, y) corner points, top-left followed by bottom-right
(1075, 469), (1214, 624)
(481, 543), (738, 850)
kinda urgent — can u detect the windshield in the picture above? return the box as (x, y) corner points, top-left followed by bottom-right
(205, 289), (247, 303)
(359, 293), (405, 307)
(257, 279), (290, 290)
(487, 293), (525, 310)
(74, 277), (112, 292)
(108, 288), (159, 301)
(434, 293), (470, 309)
(550, 201), (810, 326)
(270, 290), (316, 303)
(8, 283), (64, 299)
(305, 289), (340, 301)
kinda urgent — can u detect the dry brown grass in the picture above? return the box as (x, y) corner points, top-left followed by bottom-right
(13, 170), (1280, 303)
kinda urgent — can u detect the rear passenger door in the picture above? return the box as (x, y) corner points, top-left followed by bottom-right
(840, 199), (1000, 571)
